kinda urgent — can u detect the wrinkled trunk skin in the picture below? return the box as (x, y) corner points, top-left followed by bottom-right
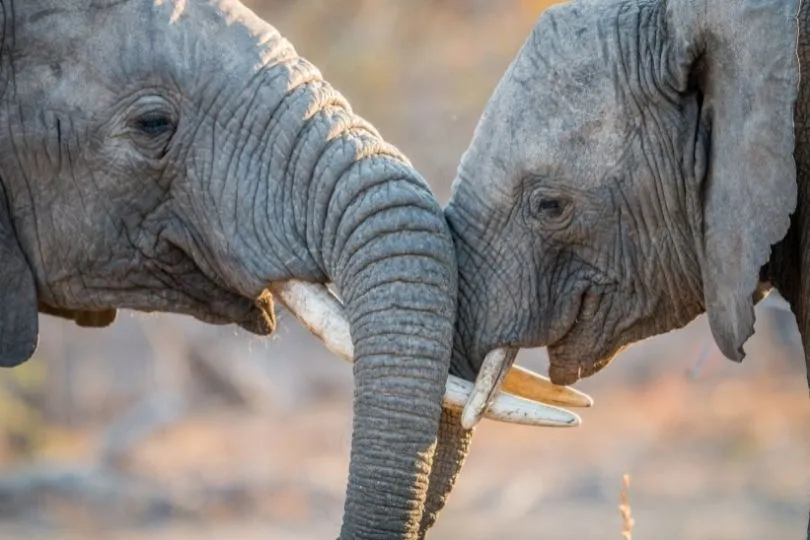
(417, 339), (479, 535)
(418, 409), (472, 536)
(325, 149), (458, 539)
(183, 37), (461, 537)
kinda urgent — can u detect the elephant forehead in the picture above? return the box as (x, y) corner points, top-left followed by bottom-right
(455, 92), (628, 210)
(483, 90), (628, 189)
(479, 7), (631, 184)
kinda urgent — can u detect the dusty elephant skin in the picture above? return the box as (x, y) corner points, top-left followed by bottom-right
(0, 1), (467, 538)
(445, 0), (809, 537)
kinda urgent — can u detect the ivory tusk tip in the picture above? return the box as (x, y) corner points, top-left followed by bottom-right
(484, 395), (583, 429)
(551, 381), (593, 408)
(457, 394), (583, 430)
(541, 385), (593, 408)
(460, 408), (480, 431)
(575, 391), (594, 408)
(447, 374), (585, 429)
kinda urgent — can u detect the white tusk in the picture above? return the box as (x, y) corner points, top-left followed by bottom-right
(268, 280), (584, 428)
(269, 280), (354, 362)
(447, 375), (580, 427)
(502, 365), (593, 408)
(461, 348), (516, 429)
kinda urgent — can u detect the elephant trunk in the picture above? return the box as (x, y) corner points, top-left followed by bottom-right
(418, 409), (472, 535)
(316, 141), (457, 538)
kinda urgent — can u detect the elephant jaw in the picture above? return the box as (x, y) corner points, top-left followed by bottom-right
(268, 280), (592, 429)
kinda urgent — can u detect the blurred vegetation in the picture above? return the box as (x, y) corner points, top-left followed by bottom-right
(0, 360), (47, 462)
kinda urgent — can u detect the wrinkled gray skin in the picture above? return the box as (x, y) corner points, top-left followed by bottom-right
(446, 0), (809, 536)
(0, 1), (469, 538)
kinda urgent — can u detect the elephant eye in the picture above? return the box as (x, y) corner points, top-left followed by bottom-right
(127, 106), (177, 160)
(132, 112), (175, 137)
(528, 191), (566, 220)
(536, 198), (562, 215)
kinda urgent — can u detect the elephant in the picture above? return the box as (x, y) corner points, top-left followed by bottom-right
(0, 1), (585, 538)
(443, 0), (809, 535)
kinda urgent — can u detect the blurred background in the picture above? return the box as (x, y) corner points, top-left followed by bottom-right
(3, 1), (808, 539)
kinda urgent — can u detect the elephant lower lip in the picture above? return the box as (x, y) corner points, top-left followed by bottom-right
(183, 287), (274, 334)
(547, 342), (618, 385)
(236, 310), (275, 335)
(547, 342), (584, 385)
(547, 360), (582, 386)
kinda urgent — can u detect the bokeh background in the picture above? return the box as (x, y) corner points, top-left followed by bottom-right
(2, 1), (808, 539)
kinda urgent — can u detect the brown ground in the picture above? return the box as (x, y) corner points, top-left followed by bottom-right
(0, 2), (807, 539)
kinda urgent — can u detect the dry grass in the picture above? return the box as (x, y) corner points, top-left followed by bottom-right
(620, 474), (635, 540)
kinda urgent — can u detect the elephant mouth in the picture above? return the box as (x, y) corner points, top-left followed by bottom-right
(526, 281), (615, 385)
(151, 274), (275, 335)
(269, 280), (594, 431)
(546, 346), (616, 386)
(216, 289), (276, 336)
(458, 286), (600, 429)
(545, 283), (633, 386)
(545, 330), (628, 386)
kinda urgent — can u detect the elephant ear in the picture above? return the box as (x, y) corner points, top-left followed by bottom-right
(0, 189), (39, 367)
(666, 0), (800, 361)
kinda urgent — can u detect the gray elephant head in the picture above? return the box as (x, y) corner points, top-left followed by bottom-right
(0, 1), (470, 537)
(445, 0), (800, 394)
